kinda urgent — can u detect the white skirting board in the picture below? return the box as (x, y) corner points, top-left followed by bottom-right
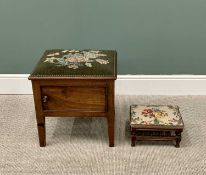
(1, 74), (206, 95)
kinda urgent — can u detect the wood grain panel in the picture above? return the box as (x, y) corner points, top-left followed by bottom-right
(41, 86), (106, 112)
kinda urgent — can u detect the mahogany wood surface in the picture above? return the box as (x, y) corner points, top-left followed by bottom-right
(30, 79), (115, 147)
(29, 49), (117, 147)
(131, 127), (183, 148)
(41, 86), (106, 112)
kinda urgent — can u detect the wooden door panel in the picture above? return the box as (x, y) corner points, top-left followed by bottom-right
(41, 86), (106, 112)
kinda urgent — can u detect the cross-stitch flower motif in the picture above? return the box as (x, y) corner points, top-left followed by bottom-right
(85, 62), (92, 67)
(96, 59), (109, 64)
(131, 105), (183, 126)
(44, 50), (110, 69)
(142, 108), (168, 118)
(142, 109), (153, 116)
(68, 64), (78, 69)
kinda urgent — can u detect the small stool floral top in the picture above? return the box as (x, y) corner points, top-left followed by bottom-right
(130, 105), (184, 128)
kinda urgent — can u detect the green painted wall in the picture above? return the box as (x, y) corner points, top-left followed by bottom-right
(0, 0), (206, 74)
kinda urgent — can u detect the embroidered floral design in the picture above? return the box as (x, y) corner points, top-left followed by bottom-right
(44, 50), (110, 69)
(68, 64), (78, 69)
(85, 62), (92, 67)
(47, 52), (60, 57)
(44, 57), (57, 63)
(130, 105), (183, 126)
(96, 59), (109, 64)
(142, 108), (168, 118)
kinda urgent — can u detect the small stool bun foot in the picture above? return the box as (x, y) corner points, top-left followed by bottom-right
(175, 131), (182, 148)
(131, 136), (136, 147)
(175, 140), (180, 148)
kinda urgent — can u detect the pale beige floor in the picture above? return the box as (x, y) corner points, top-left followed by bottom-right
(0, 95), (206, 175)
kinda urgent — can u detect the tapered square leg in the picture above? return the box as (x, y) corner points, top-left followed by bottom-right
(107, 115), (114, 147)
(37, 123), (46, 147)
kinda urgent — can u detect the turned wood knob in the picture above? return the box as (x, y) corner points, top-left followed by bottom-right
(42, 96), (48, 103)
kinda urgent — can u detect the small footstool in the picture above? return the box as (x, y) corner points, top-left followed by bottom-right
(130, 105), (184, 148)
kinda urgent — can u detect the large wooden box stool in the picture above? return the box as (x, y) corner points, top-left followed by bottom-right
(130, 105), (184, 148)
(29, 49), (117, 147)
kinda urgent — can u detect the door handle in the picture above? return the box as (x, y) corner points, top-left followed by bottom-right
(42, 95), (48, 103)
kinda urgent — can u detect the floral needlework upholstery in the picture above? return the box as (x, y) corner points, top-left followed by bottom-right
(30, 49), (117, 78)
(130, 105), (184, 129)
